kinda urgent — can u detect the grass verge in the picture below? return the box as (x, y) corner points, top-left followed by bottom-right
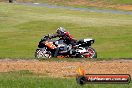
(0, 2), (132, 59)
(0, 70), (131, 88)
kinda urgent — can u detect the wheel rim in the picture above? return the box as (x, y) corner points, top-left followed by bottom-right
(83, 47), (97, 58)
(35, 49), (51, 58)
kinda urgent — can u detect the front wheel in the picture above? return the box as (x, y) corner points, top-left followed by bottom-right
(35, 49), (52, 59)
(83, 47), (97, 58)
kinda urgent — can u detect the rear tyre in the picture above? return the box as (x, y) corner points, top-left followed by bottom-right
(35, 49), (52, 59)
(83, 47), (97, 59)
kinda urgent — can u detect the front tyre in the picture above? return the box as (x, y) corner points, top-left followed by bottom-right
(83, 47), (97, 58)
(35, 49), (52, 59)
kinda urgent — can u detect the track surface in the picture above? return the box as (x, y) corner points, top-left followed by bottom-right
(16, 2), (132, 15)
(0, 59), (131, 77)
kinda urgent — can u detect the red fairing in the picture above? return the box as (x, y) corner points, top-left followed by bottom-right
(65, 32), (74, 40)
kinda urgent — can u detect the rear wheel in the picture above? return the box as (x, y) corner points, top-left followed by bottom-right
(83, 47), (97, 58)
(35, 49), (52, 59)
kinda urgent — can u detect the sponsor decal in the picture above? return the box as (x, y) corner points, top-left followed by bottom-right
(76, 67), (131, 85)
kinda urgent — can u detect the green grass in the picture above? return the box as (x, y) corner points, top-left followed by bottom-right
(0, 70), (131, 88)
(0, 2), (132, 59)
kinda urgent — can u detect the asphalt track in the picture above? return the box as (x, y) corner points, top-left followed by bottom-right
(16, 2), (132, 15)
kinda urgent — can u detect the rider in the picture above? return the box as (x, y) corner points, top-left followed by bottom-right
(51, 27), (77, 46)
(51, 27), (77, 57)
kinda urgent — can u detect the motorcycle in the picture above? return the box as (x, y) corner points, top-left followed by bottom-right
(35, 34), (97, 59)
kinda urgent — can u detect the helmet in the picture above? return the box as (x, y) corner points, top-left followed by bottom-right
(56, 27), (65, 34)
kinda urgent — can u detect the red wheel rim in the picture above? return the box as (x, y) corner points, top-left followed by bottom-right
(83, 48), (95, 58)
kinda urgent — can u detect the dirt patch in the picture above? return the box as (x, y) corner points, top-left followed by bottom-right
(67, 0), (106, 7)
(67, 0), (132, 11)
(0, 59), (132, 77)
(117, 5), (132, 10)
